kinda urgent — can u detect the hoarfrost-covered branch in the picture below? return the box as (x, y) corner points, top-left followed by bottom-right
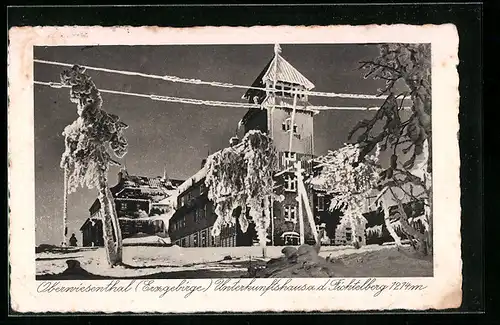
(204, 131), (280, 247)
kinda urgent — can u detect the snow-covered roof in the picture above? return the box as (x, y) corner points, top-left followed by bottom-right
(156, 195), (178, 209)
(175, 165), (208, 197)
(173, 141), (246, 197)
(242, 52), (315, 101)
(263, 54), (315, 90)
(119, 211), (174, 223)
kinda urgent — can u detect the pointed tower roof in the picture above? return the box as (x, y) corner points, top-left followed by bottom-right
(262, 53), (315, 90)
(242, 45), (315, 101)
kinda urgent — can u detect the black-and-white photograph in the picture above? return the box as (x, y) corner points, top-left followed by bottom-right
(33, 42), (433, 280)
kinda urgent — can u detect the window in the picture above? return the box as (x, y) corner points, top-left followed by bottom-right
(317, 196), (325, 211)
(276, 82), (299, 98)
(193, 232), (199, 247)
(282, 118), (298, 134)
(200, 182), (207, 194)
(201, 229), (207, 247)
(297, 90), (307, 101)
(208, 227), (214, 246)
(119, 202), (127, 211)
(284, 175), (297, 192)
(345, 227), (352, 241)
(284, 205), (297, 223)
(283, 152), (297, 168)
(282, 84), (292, 98)
(173, 216), (186, 231)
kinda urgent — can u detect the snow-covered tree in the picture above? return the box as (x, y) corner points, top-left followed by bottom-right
(60, 65), (128, 266)
(204, 130), (281, 249)
(350, 43), (432, 255)
(311, 143), (381, 247)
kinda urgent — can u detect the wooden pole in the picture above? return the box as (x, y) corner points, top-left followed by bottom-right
(62, 167), (68, 246)
(270, 197), (274, 246)
(269, 44), (280, 247)
(288, 92), (298, 156)
(298, 176), (319, 244)
(296, 161), (305, 245)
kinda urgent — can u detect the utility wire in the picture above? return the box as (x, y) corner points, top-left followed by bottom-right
(34, 58), (387, 100)
(35, 80), (404, 111)
(34, 81), (259, 109)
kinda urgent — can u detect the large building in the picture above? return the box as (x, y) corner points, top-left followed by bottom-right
(169, 47), (334, 247)
(80, 168), (184, 247)
(167, 47), (429, 248)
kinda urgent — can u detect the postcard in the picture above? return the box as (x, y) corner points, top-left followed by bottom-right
(8, 24), (461, 313)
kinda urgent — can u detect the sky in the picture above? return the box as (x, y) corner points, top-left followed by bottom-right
(34, 43), (395, 245)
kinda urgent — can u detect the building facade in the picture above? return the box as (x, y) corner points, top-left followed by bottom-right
(80, 168), (183, 247)
(168, 159), (258, 247)
(168, 47), (429, 248)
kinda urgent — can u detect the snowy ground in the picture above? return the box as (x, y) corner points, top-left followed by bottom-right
(36, 242), (433, 279)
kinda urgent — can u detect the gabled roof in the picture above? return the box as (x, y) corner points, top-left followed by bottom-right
(243, 53), (315, 101)
(262, 54), (315, 90)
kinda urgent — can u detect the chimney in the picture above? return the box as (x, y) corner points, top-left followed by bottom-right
(118, 166), (128, 184)
(229, 136), (240, 147)
(163, 164), (169, 181)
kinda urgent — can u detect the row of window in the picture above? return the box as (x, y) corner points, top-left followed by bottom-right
(271, 82), (308, 100)
(172, 190), (325, 231)
(171, 216), (186, 231)
(220, 235), (237, 248)
(178, 183), (207, 208)
(220, 224), (236, 238)
(172, 225), (239, 248)
(283, 198), (325, 223)
(174, 227), (230, 248)
(116, 200), (147, 212)
(194, 205), (209, 223)
(164, 197), (325, 233)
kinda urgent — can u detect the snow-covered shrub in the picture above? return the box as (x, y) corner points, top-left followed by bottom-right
(205, 130), (281, 247)
(311, 143), (380, 247)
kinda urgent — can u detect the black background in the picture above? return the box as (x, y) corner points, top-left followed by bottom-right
(5, 2), (490, 324)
